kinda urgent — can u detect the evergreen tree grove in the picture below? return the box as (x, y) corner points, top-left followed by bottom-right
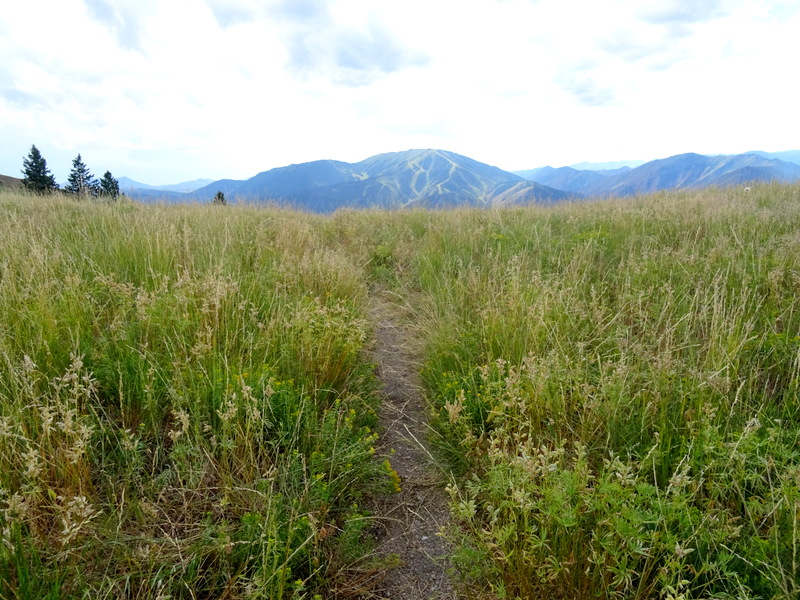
(21, 145), (58, 194)
(65, 154), (99, 197)
(99, 171), (120, 199)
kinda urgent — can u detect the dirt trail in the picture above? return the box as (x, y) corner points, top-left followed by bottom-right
(365, 292), (456, 599)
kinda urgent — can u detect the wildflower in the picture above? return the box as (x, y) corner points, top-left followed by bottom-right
(65, 422), (94, 464)
(58, 495), (100, 545)
(217, 395), (238, 422)
(668, 464), (692, 492)
(23, 445), (42, 479)
(444, 389), (466, 424)
(39, 405), (55, 436)
(4, 493), (29, 522)
(168, 409), (190, 442)
(22, 354), (37, 374)
(383, 459), (402, 492)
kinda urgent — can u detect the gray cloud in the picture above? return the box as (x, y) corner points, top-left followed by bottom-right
(333, 23), (414, 72)
(263, 1), (428, 86)
(0, 51), (68, 111)
(638, 0), (730, 25)
(209, 6), (256, 28)
(83, 0), (146, 52)
(286, 19), (429, 86)
(635, 0), (733, 43)
(205, 0), (261, 29)
(594, 2), (723, 71)
(275, 0), (331, 23)
(598, 31), (668, 63)
(558, 67), (616, 107)
(0, 87), (54, 110)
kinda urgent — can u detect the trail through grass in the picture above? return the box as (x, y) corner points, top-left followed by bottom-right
(365, 290), (455, 599)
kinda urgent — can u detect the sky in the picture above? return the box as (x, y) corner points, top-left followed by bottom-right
(1, 0), (799, 185)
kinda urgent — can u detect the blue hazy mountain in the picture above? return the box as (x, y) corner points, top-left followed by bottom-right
(118, 177), (215, 193)
(568, 160), (645, 171)
(744, 150), (800, 166)
(190, 149), (570, 210)
(517, 153), (800, 197)
(111, 148), (800, 208)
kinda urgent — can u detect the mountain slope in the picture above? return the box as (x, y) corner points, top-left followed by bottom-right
(190, 179), (248, 201)
(607, 153), (800, 196)
(118, 177), (215, 193)
(157, 178), (215, 193)
(515, 166), (617, 195)
(191, 149), (569, 210)
(210, 160), (356, 200)
(746, 150), (800, 166)
(0, 174), (22, 189)
(517, 153), (800, 197)
(116, 148), (800, 209)
(568, 160), (645, 170)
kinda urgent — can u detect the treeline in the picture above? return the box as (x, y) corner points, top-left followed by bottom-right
(20, 144), (120, 199)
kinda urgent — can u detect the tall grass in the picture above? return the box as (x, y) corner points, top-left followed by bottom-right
(0, 193), (390, 598)
(3, 183), (799, 599)
(408, 185), (800, 599)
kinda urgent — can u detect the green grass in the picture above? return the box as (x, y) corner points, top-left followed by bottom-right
(2, 184), (799, 599)
(0, 194), (390, 598)
(408, 185), (800, 599)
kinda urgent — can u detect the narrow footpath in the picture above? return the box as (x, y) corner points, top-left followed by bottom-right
(365, 292), (456, 600)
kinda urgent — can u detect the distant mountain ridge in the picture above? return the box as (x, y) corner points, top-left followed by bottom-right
(62, 147), (800, 210)
(186, 149), (569, 211)
(518, 152), (800, 197)
(568, 159), (645, 171)
(118, 177), (214, 193)
(745, 150), (800, 165)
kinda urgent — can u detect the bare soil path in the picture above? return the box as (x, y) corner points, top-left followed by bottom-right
(365, 291), (457, 600)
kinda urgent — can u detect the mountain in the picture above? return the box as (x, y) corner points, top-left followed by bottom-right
(513, 166), (618, 195)
(514, 161), (641, 181)
(118, 176), (215, 193)
(567, 160), (645, 171)
(157, 178), (215, 193)
(517, 153), (800, 197)
(223, 160), (356, 200)
(190, 179), (247, 201)
(190, 149), (570, 211)
(606, 153), (800, 196)
(0, 174), (22, 189)
(118, 148), (800, 209)
(745, 150), (800, 166)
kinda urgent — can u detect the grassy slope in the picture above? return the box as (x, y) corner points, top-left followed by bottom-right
(0, 193), (392, 598)
(1, 184), (799, 599)
(406, 185), (800, 599)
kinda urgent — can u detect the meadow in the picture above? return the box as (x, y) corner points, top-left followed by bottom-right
(1, 184), (799, 599)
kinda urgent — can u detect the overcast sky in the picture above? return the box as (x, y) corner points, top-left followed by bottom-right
(2, 0), (798, 185)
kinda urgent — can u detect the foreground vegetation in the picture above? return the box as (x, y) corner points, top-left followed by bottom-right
(406, 185), (800, 599)
(0, 194), (392, 598)
(1, 183), (799, 599)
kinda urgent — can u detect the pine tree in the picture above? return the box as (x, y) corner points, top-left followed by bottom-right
(213, 191), (226, 205)
(99, 171), (120, 199)
(65, 154), (99, 197)
(21, 145), (58, 194)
